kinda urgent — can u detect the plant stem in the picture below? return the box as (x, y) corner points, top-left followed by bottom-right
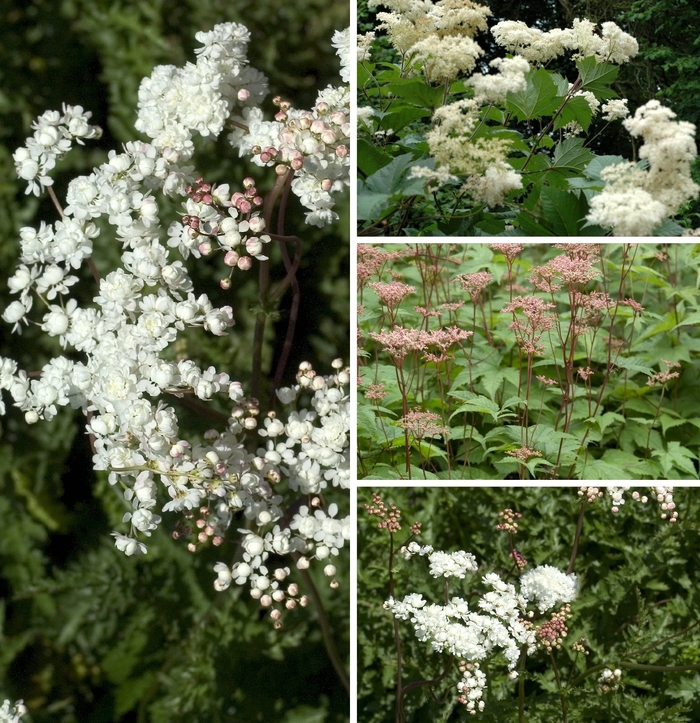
(251, 171), (290, 401)
(295, 556), (350, 693)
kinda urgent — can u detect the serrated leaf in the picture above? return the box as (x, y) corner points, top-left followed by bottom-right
(672, 310), (700, 329)
(506, 68), (560, 121)
(380, 106), (431, 133)
(552, 137), (595, 173)
(358, 138), (393, 177)
(386, 78), (445, 110)
(659, 415), (688, 436)
(448, 391), (501, 421)
(652, 441), (698, 477)
(539, 186), (590, 235)
(553, 95), (593, 133)
(576, 56), (619, 99)
(585, 411), (626, 435)
(613, 356), (654, 377)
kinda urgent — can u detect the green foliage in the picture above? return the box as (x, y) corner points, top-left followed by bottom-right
(358, 242), (700, 480)
(358, 487), (700, 722)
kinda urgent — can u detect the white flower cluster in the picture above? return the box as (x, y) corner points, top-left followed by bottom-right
(13, 105), (102, 196)
(468, 56), (530, 104)
(579, 486), (678, 522)
(232, 29), (350, 227)
(133, 24), (349, 228)
(369, 0), (491, 58)
(385, 549), (579, 713)
(519, 565), (578, 614)
(491, 18), (638, 64)
(400, 541), (477, 577)
(587, 100), (699, 235)
(1, 24), (350, 601)
(0, 700), (26, 723)
(428, 550), (478, 578)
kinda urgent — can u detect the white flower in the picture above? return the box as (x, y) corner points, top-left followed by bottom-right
(0, 699), (27, 723)
(520, 565), (578, 613)
(428, 550), (478, 578)
(111, 532), (147, 555)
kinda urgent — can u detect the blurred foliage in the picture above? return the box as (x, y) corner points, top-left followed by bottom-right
(358, 486), (700, 723)
(0, 0), (349, 721)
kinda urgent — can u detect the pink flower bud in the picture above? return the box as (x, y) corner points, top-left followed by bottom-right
(237, 256), (253, 271)
(237, 88), (250, 101)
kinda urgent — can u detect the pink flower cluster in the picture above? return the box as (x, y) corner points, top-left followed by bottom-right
(490, 242), (524, 262)
(370, 325), (473, 361)
(455, 271), (493, 299)
(364, 492), (402, 533)
(534, 605), (572, 652)
(506, 446), (542, 461)
(646, 359), (681, 386)
(495, 508), (522, 534)
(398, 409), (448, 438)
(501, 296), (555, 356)
(368, 281), (415, 308)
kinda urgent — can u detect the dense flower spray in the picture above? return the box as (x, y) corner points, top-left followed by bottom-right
(2, 23), (350, 622)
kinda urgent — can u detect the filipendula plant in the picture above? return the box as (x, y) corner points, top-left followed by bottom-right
(0, 21), (350, 695)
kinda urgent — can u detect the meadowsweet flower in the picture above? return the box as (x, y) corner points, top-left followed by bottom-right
(368, 281), (415, 307)
(0, 700), (27, 723)
(468, 56), (530, 104)
(520, 565), (578, 613)
(598, 667), (622, 692)
(357, 32), (375, 62)
(602, 99), (629, 122)
(410, 34), (484, 83)
(428, 550), (478, 578)
(398, 409), (448, 438)
(415, 98), (521, 201)
(456, 271), (492, 298)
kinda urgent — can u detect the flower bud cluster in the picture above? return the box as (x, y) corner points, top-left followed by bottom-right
(385, 546), (580, 713)
(457, 662), (486, 715)
(532, 605), (572, 652)
(365, 492), (402, 533)
(231, 30), (350, 227)
(598, 667), (622, 692)
(496, 508), (522, 534)
(580, 487), (678, 522)
(173, 175), (271, 278)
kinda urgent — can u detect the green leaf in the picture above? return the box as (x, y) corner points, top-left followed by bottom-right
(613, 356), (654, 377)
(576, 56), (620, 99)
(652, 441), (698, 477)
(659, 414), (687, 437)
(553, 96), (593, 133)
(357, 180), (390, 222)
(539, 186), (590, 235)
(552, 137), (595, 173)
(448, 391), (501, 421)
(385, 78), (445, 110)
(585, 412), (626, 435)
(633, 311), (679, 346)
(672, 310), (700, 329)
(380, 106), (431, 133)
(506, 68), (560, 122)
(357, 138), (393, 177)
